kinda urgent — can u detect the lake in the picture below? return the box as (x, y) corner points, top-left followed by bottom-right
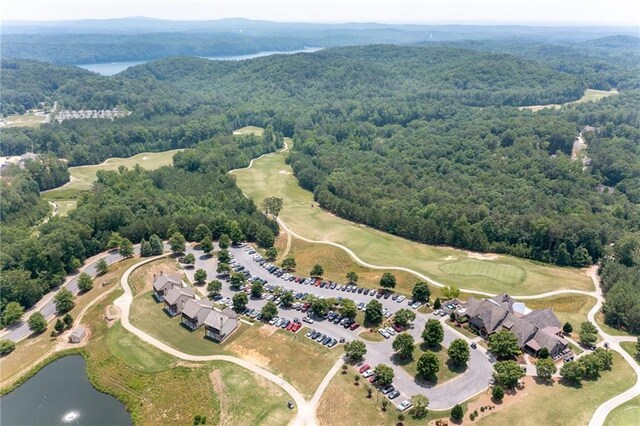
(1, 355), (131, 425)
(77, 46), (323, 75)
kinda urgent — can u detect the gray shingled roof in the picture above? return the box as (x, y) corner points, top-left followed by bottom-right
(521, 308), (561, 330)
(182, 298), (213, 319)
(164, 286), (195, 305)
(152, 273), (183, 292)
(204, 309), (235, 329)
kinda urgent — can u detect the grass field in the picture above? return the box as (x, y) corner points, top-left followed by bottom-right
(359, 331), (385, 342)
(525, 295), (595, 331)
(620, 342), (638, 365)
(605, 396), (640, 426)
(475, 352), (636, 426)
(0, 257), (138, 387)
(519, 88), (619, 111)
(233, 125), (264, 136)
(232, 136), (593, 296)
(2, 112), (47, 128)
(277, 235), (443, 298)
(316, 368), (457, 426)
(399, 343), (466, 386)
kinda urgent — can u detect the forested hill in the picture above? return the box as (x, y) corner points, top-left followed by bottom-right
(119, 45), (585, 108)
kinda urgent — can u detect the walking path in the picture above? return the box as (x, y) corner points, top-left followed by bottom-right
(114, 255), (313, 426)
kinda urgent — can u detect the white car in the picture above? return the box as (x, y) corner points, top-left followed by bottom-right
(269, 317), (279, 325)
(397, 400), (413, 412)
(411, 302), (422, 309)
(385, 312), (393, 318)
(396, 295), (406, 303)
(362, 369), (375, 378)
(379, 329), (390, 339)
(303, 316), (314, 324)
(385, 327), (396, 336)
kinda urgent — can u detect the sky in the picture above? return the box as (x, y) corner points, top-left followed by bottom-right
(1, 0), (639, 25)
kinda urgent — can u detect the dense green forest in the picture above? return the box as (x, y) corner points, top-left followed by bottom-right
(1, 40), (638, 331)
(0, 132), (280, 319)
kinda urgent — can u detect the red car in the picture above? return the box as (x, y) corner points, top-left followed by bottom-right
(350, 323), (361, 331)
(291, 323), (302, 332)
(392, 324), (404, 333)
(368, 375), (377, 383)
(358, 364), (371, 374)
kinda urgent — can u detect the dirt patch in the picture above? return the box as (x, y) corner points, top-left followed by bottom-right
(105, 304), (120, 327)
(257, 324), (278, 338)
(210, 369), (231, 425)
(132, 259), (181, 294)
(466, 251), (499, 260)
(443, 256), (457, 261)
(55, 326), (91, 351)
(175, 361), (204, 369)
(227, 345), (271, 368)
(278, 170), (291, 174)
(142, 156), (150, 160)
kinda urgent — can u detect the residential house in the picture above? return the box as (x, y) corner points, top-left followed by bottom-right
(204, 308), (239, 342)
(181, 298), (213, 330)
(164, 287), (195, 316)
(152, 272), (183, 301)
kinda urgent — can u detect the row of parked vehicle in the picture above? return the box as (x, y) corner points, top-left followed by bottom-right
(357, 364), (401, 399)
(305, 329), (340, 348)
(267, 316), (303, 333)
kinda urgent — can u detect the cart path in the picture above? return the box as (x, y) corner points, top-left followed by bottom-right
(114, 255), (313, 426)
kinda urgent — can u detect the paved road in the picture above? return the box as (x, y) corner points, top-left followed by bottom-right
(115, 256), (311, 426)
(0, 247), (141, 342)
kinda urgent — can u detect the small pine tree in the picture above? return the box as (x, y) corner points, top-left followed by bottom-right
(63, 313), (73, 328)
(492, 385), (505, 401)
(54, 319), (65, 333)
(451, 404), (464, 420)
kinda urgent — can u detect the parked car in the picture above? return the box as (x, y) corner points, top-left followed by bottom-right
(396, 295), (406, 303)
(349, 323), (360, 331)
(381, 385), (395, 395)
(362, 369), (374, 378)
(388, 390), (400, 400)
(359, 364), (371, 373)
(471, 342), (477, 349)
(379, 329), (390, 339)
(303, 316), (314, 324)
(397, 400), (413, 412)
(327, 338), (337, 348)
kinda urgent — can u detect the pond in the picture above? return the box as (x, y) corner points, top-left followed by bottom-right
(1, 355), (131, 425)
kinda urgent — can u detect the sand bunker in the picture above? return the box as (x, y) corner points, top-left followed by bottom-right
(278, 170), (291, 174)
(466, 251), (499, 260)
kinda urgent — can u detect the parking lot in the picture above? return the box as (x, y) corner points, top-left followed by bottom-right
(183, 244), (494, 410)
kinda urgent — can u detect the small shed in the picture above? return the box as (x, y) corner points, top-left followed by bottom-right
(69, 326), (87, 343)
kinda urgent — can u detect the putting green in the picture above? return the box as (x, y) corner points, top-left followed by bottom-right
(440, 259), (525, 285)
(232, 130), (594, 296)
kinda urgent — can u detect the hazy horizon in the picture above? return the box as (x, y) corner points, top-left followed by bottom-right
(3, 0), (639, 26)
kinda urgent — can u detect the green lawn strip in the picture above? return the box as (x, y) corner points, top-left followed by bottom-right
(359, 331), (385, 342)
(620, 342), (639, 365)
(605, 396), (640, 426)
(476, 352), (636, 426)
(233, 138), (593, 296)
(596, 311), (638, 338)
(525, 295), (595, 331)
(399, 343), (466, 386)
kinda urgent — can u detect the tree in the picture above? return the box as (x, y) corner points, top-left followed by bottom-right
(266, 247), (277, 260)
(107, 232), (123, 250)
(261, 301), (278, 321)
(441, 286), (460, 299)
(538, 347), (550, 359)
(579, 321), (598, 346)
(194, 269), (207, 284)
(379, 272), (396, 289)
(282, 257), (296, 271)
(217, 249), (231, 264)
(193, 224), (212, 242)
(63, 313), (73, 328)
(183, 253), (196, 267)
(200, 236), (213, 253)
(592, 348), (613, 370)
(535, 357), (557, 381)
(261, 197), (284, 217)
(251, 281), (264, 298)
(417, 351), (440, 379)
(381, 398), (388, 411)
(229, 221), (245, 244)
(392, 333), (415, 359)
(54, 288), (75, 313)
(2, 302), (24, 326)
(77, 272), (93, 292)
(394, 308), (416, 327)
(364, 299), (383, 325)
(636, 337), (640, 357)
(169, 232), (186, 254)
(232, 292), (248, 311)
(563, 322), (573, 334)
(28, 312), (47, 334)
(410, 394), (429, 419)
(311, 298), (330, 317)
(422, 319), (444, 348)
(492, 385), (505, 401)
(229, 272), (245, 289)
(451, 404), (464, 420)
(412, 281), (431, 302)
(217, 262), (231, 276)
(310, 264), (324, 277)
(488, 330), (521, 358)
(560, 361), (586, 384)
(344, 340), (367, 362)
(341, 299), (358, 320)
(149, 234), (164, 255)
(207, 280), (222, 295)
(0, 339), (16, 355)
(54, 318), (65, 333)
(493, 361), (524, 388)
(374, 364), (394, 387)
(579, 353), (604, 378)
(95, 258), (109, 276)
(346, 271), (358, 284)
(218, 233), (231, 249)
(140, 239), (153, 257)
(193, 414), (207, 425)
(433, 298), (442, 310)
(280, 291), (294, 307)
(447, 338), (470, 366)
(119, 238), (134, 258)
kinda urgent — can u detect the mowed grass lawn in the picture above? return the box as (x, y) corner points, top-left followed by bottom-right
(525, 295), (596, 331)
(476, 352), (636, 426)
(399, 343), (466, 386)
(232, 137), (593, 296)
(316, 368), (455, 426)
(605, 396), (640, 426)
(85, 290), (293, 425)
(620, 342), (639, 365)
